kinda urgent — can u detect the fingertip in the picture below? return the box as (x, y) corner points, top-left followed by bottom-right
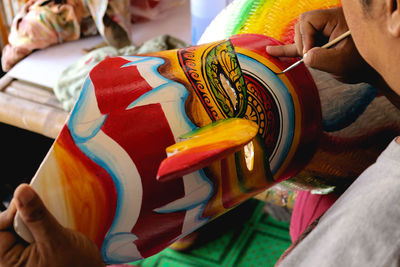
(303, 51), (309, 61)
(13, 183), (31, 196)
(266, 44), (300, 58)
(13, 184), (62, 243)
(13, 184), (46, 224)
(302, 47), (340, 73)
(303, 55), (316, 69)
(302, 48), (318, 66)
(266, 45), (278, 56)
(14, 184), (36, 209)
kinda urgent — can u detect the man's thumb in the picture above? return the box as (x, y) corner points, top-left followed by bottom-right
(14, 184), (63, 243)
(303, 47), (342, 74)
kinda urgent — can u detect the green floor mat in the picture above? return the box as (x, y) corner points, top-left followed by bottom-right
(132, 199), (291, 267)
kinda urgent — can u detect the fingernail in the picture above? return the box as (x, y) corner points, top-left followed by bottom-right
(303, 52), (308, 60)
(17, 187), (35, 207)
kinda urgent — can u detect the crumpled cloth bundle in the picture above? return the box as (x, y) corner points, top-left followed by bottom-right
(2, 0), (131, 71)
(54, 34), (188, 111)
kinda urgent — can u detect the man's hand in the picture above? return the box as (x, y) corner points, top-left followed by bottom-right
(0, 184), (105, 267)
(266, 7), (378, 84)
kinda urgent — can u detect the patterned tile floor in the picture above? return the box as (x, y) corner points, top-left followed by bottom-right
(133, 199), (291, 267)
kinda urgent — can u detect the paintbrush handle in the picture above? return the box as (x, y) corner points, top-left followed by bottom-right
(279, 30), (351, 74)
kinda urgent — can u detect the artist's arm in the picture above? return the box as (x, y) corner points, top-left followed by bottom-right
(266, 7), (380, 85)
(0, 184), (105, 267)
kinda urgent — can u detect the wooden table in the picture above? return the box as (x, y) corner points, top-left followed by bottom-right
(0, 74), (68, 139)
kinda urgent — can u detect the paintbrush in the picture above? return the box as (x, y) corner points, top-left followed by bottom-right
(276, 30), (351, 74)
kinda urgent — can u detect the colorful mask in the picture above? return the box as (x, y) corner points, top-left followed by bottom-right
(203, 0), (400, 193)
(15, 34), (321, 264)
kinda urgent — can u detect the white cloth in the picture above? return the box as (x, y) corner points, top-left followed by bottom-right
(279, 138), (400, 267)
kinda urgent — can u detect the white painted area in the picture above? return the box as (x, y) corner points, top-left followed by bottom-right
(68, 80), (144, 262)
(80, 130), (143, 233)
(103, 233), (142, 263)
(68, 80), (104, 138)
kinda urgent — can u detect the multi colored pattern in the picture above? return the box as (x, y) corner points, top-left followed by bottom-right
(199, 0), (341, 45)
(23, 34), (321, 264)
(177, 35), (321, 181)
(201, 0), (400, 192)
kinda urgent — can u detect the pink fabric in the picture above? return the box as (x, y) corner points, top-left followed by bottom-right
(290, 191), (339, 243)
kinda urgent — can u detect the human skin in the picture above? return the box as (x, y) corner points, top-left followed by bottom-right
(341, 0), (400, 112)
(341, 0), (400, 145)
(266, 7), (375, 84)
(267, 2), (400, 141)
(0, 184), (105, 267)
(341, 0), (400, 95)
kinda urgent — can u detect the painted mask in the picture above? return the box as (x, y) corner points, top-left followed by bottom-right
(15, 34), (321, 264)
